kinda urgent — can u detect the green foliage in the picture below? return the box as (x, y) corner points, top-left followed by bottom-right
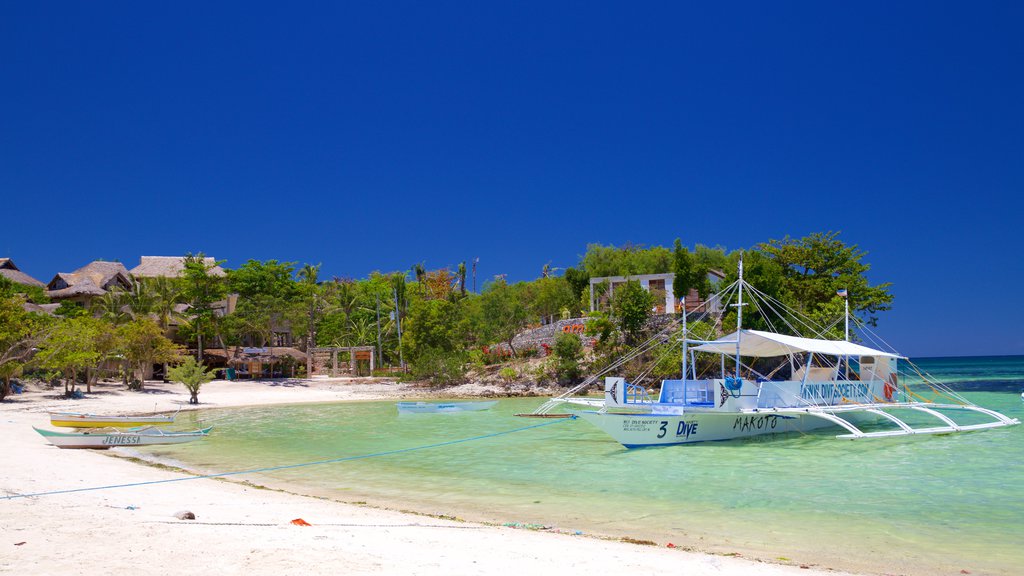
(580, 243), (673, 277)
(757, 231), (894, 331)
(0, 276), (48, 304)
(0, 291), (49, 401)
(36, 316), (109, 396)
(611, 280), (655, 344)
(672, 239), (711, 300)
(410, 348), (467, 387)
(498, 366), (518, 383)
(479, 278), (529, 354)
(167, 355), (217, 404)
(181, 253), (227, 353)
(529, 277), (576, 322)
(405, 298), (460, 359)
(117, 318), (182, 382)
(552, 332), (583, 383)
(226, 259), (300, 347)
(585, 310), (617, 348)
(54, 301), (88, 318)
(562, 267), (590, 304)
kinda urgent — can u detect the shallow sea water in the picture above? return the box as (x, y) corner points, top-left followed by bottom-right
(144, 356), (1024, 576)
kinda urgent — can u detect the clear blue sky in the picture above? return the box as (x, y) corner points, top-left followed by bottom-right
(1, 2), (1021, 357)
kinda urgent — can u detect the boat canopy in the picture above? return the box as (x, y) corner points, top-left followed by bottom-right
(691, 329), (901, 359)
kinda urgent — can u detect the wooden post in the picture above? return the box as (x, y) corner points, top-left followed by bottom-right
(331, 349), (338, 377)
(349, 349), (356, 374)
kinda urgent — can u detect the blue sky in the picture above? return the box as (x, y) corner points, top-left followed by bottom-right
(1, 2), (1021, 357)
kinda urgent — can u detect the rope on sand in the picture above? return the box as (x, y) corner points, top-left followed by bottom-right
(1, 416), (577, 501)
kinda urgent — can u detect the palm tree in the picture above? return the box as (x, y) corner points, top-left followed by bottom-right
(147, 277), (184, 332)
(298, 263), (321, 377)
(92, 289), (131, 325)
(458, 262), (467, 296)
(123, 281), (156, 320)
(412, 263), (426, 295)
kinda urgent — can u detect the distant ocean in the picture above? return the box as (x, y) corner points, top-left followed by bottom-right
(145, 355), (1024, 576)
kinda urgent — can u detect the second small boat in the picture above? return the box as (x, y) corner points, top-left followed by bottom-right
(397, 401), (498, 414)
(49, 408), (180, 428)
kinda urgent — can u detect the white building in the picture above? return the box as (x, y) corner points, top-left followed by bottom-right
(589, 270), (725, 315)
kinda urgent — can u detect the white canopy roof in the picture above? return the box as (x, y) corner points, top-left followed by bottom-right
(691, 329), (901, 358)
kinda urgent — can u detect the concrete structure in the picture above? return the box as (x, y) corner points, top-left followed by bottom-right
(589, 270), (726, 315)
(311, 346), (376, 376)
(589, 273), (676, 314)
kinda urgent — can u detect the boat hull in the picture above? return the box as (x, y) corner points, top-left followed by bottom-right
(49, 412), (176, 428)
(397, 401), (498, 414)
(577, 411), (869, 447)
(34, 426), (212, 449)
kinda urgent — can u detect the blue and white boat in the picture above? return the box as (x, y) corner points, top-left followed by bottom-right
(532, 259), (1019, 447)
(397, 401), (498, 414)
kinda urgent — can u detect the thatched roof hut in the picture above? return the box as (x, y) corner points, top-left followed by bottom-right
(46, 260), (133, 304)
(0, 258), (46, 288)
(131, 256), (226, 278)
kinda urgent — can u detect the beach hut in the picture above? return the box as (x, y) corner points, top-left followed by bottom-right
(0, 258), (46, 288)
(46, 261), (133, 307)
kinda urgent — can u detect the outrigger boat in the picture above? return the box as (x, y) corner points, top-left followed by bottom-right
(528, 260), (1019, 447)
(397, 401), (498, 414)
(48, 408), (180, 428)
(33, 426), (213, 449)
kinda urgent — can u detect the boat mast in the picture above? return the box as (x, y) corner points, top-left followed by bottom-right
(681, 296), (688, 381)
(735, 255), (744, 379)
(844, 291), (849, 341)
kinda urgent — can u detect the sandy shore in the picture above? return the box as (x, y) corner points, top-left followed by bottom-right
(1, 379), (855, 576)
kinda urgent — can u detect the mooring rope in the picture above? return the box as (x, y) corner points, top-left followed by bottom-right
(1, 416), (577, 501)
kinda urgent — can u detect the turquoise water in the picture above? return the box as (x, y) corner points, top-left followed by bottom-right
(147, 356), (1024, 576)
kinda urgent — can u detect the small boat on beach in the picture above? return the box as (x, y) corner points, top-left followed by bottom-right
(397, 401), (498, 414)
(34, 426), (213, 449)
(49, 408), (180, 428)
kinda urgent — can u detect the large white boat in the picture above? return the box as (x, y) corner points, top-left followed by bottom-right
(531, 260), (1019, 447)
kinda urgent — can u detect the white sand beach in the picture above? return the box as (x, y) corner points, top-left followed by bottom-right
(0, 379), (855, 576)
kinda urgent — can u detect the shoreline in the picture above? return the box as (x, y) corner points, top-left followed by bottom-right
(4, 378), (859, 575)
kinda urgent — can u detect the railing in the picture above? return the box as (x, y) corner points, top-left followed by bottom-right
(625, 382), (654, 405)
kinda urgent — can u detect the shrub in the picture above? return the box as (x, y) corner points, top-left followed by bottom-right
(553, 332), (583, 383)
(411, 348), (468, 387)
(498, 367), (518, 384)
(167, 356), (217, 405)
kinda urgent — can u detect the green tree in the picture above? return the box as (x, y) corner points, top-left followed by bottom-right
(181, 253), (227, 359)
(758, 231), (894, 331)
(36, 316), (108, 397)
(0, 287), (49, 401)
(227, 259), (299, 349)
(673, 239), (711, 302)
(530, 277), (575, 324)
(167, 355), (217, 405)
(611, 280), (655, 344)
(405, 298), (459, 359)
(117, 319), (182, 387)
(562, 267), (590, 311)
(479, 278), (529, 355)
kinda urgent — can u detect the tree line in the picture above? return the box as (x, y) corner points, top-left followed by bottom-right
(0, 231), (893, 398)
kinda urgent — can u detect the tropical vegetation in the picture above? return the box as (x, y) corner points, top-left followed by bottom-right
(0, 231), (893, 396)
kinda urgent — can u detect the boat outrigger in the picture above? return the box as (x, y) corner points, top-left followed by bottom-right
(528, 259), (1019, 447)
(397, 401), (498, 414)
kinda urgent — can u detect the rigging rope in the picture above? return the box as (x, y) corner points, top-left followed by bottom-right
(1, 417), (576, 502)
